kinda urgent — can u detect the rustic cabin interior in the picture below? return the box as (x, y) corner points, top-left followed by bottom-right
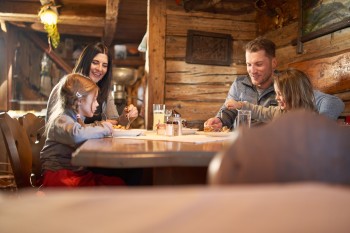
(1, 0), (350, 232)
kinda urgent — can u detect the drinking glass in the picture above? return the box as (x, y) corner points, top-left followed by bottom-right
(237, 110), (251, 128)
(165, 109), (172, 122)
(153, 104), (165, 130)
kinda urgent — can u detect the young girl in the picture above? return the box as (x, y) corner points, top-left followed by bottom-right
(225, 68), (317, 122)
(40, 73), (125, 187)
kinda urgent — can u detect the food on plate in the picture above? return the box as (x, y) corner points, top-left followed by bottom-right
(113, 124), (126, 130)
(204, 126), (229, 133)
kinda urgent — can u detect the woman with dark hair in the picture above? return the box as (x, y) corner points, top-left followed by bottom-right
(47, 42), (138, 125)
(45, 42), (141, 186)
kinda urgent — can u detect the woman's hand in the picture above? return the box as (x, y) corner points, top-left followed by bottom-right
(204, 117), (223, 131)
(124, 104), (138, 118)
(116, 104), (139, 126)
(101, 121), (113, 133)
(225, 99), (242, 110)
(106, 119), (118, 125)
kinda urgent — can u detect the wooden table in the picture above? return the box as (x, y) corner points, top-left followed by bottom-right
(72, 134), (232, 185)
(2, 183), (350, 233)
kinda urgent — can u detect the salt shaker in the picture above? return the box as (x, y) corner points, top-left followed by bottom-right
(165, 117), (174, 136)
(172, 113), (182, 136)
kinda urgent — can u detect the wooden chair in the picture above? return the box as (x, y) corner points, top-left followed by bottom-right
(0, 112), (33, 189)
(208, 110), (350, 185)
(18, 113), (46, 187)
(0, 128), (16, 191)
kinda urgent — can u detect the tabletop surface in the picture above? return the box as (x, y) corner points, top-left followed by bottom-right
(72, 133), (233, 168)
(1, 183), (350, 233)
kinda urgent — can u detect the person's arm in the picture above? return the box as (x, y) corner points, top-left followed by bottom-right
(105, 92), (120, 120)
(219, 108), (238, 128)
(215, 79), (241, 118)
(227, 100), (282, 123)
(243, 102), (282, 122)
(53, 115), (112, 145)
(313, 90), (345, 120)
(104, 92), (138, 126)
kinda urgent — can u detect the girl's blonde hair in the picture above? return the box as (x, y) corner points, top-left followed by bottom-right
(45, 73), (99, 136)
(274, 68), (316, 112)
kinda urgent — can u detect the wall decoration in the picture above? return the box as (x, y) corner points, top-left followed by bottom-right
(185, 30), (232, 66)
(300, 0), (350, 43)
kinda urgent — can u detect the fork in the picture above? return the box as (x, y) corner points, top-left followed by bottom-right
(126, 114), (131, 129)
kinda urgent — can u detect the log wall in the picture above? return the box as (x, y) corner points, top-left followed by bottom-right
(264, 22), (350, 117)
(163, 1), (257, 128)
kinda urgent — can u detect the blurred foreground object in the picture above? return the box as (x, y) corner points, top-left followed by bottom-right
(209, 110), (350, 185)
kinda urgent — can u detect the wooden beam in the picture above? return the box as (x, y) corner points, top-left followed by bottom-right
(30, 22), (103, 38)
(146, 0), (166, 129)
(0, 13), (105, 27)
(25, 31), (73, 73)
(103, 0), (120, 46)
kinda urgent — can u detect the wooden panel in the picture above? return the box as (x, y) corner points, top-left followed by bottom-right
(165, 100), (223, 123)
(343, 101), (350, 115)
(165, 84), (229, 101)
(147, 0), (167, 129)
(166, 36), (246, 64)
(166, 0), (256, 21)
(0, 35), (7, 111)
(166, 73), (237, 85)
(166, 60), (246, 74)
(263, 22), (299, 48)
(335, 91), (350, 101)
(290, 52), (350, 94)
(166, 15), (256, 40)
(276, 27), (350, 69)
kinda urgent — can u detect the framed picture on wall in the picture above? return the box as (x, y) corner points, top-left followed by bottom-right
(300, 0), (350, 42)
(185, 30), (232, 66)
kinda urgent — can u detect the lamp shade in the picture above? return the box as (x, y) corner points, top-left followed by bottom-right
(40, 8), (57, 25)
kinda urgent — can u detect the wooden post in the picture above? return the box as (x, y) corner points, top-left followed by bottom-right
(146, 0), (166, 130)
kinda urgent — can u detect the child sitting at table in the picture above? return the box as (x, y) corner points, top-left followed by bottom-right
(225, 68), (317, 122)
(40, 73), (125, 187)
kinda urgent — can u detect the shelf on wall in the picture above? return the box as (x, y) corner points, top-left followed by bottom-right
(113, 57), (145, 68)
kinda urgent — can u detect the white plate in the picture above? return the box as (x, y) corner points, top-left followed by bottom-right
(182, 128), (199, 135)
(196, 131), (231, 137)
(113, 129), (146, 137)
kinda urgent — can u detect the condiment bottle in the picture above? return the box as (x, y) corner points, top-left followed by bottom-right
(172, 113), (182, 136)
(165, 117), (174, 136)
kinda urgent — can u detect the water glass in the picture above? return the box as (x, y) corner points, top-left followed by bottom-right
(153, 104), (165, 130)
(237, 110), (251, 128)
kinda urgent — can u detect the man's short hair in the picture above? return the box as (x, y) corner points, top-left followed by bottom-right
(245, 36), (276, 58)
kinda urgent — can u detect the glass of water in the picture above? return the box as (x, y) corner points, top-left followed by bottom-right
(237, 110), (251, 128)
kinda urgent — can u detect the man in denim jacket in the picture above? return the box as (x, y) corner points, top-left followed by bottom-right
(205, 37), (344, 130)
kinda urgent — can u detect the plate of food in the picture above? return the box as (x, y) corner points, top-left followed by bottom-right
(182, 128), (199, 135)
(196, 126), (231, 137)
(112, 126), (146, 137)
(196, 131), (232, 137)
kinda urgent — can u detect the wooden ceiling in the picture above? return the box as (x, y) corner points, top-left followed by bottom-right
(0, 0), (148, 45)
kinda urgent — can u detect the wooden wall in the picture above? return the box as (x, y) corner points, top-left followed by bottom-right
(162, 1), (257, 129)
(0, 30), (7, 111)
(264, 22), (350, 117)
(146, 0), (350, 130)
